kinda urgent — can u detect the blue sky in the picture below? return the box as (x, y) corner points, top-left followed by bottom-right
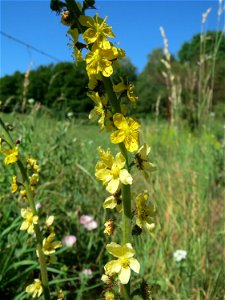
(0, 0), (224, 77)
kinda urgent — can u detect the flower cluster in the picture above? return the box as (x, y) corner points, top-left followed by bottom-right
(95, 147), (132, 194)
(0, 135), (61, 298)
(102, 242), (140, 284)
(25, 279), (43, 298)
(80, 214), (98, 230)
(59, 1), (157, 297)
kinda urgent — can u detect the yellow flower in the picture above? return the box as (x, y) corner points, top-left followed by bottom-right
(135, 144), (156, 173)
(42, 232), (62, 255)
(110, 113), (140, 152)
(104, 291), (115, 300)
(20, 208), (38, 234)
(103, 194), (122, 212)
(86, 47), (112, 77)
(25, 279), (43, 298)
(45, 215), (54, 227)
(30, 173), (39, 187)
(3, 147), (18, 165)
(88, 92), (108, 130)
(113, 78), (138, 105)
(27, 158), (40, 173)
(95, 149), (132, 194)
(101, 274), (112, 285)
(79, 14), (115, 49)
(104, 242), (140, 284)
(20, 189), (27, 200)
(86, 44), (125, 78)
(11, 176), (18, 193)
(97, 146), (114, 168)
(135, 192), (157, 232)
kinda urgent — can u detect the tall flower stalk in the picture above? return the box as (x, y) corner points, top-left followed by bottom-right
(54, 0), (157, 298)
(0, 118), (62, 299)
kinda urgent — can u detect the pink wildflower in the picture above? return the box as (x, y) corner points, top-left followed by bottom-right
(79, 215), (98, 231)
(62, 235), (77, 247)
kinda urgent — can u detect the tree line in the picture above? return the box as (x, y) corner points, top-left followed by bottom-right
(1, 31), (224, 123)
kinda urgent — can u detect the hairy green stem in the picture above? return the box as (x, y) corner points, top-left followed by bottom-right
(0, 117), (51, 300)
(102, 77), (132, 299)
(101, 76), (121, 113)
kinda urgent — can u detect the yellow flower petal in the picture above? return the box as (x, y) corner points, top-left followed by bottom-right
(124, 134), (139, 152)
(106, 242), (134, 258)
(102, 65), (113, 77)
(11, 176), (18, 193)
(128, 117), (141, 130)
(103, 195), (117, 209)
(113, 113), (128, 130)
(95, 169), (112, 183)
(83, 28), (97, 44)
(104, 259), (121, 275)
(20, 221), (29, 231)
(27, 224), (35, 234)
(4, 147), (19, 165)
(106, 178), (120, 194)
(114, 152), (126, 168)
(110, 130), (125, 144)
(26, 279), (43, 298)
(46, 216), (54, 227)
(119, 169), (133, 185)
(118, 266), (131, 284)
(129, 257), (140, 273)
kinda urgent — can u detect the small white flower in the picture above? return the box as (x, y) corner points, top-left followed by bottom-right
(67, 112), (74, 118)
(35, 202), (42, 210)
(173, 249), (187, 262)
(28, 98), (35, 104)
(81, 268), (93, 278)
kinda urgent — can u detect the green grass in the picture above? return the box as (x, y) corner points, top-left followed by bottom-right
(0, 112), (224, 300)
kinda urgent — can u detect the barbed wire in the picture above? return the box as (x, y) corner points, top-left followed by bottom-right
(1, 31), (61, 62)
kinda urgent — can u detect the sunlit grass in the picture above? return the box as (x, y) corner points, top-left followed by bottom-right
(0, 112), (224, 299)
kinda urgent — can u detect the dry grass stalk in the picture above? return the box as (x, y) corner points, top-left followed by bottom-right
(160, 26), (182, 126)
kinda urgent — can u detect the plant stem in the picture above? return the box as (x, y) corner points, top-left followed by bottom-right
(0, 117), (51, 300)
(102, 77), (132, 299)
(101, 76), (121, 113)
(18, 161), (51, 300)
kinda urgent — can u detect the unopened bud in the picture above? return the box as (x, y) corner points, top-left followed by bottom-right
(104, 220), (114, 236)
(61, 11), (71, 26)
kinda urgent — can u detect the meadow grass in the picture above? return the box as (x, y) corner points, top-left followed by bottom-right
(0, 112), (224, 299)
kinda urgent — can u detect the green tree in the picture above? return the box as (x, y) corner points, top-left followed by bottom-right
(27, 65), (53, 106)
(0, 71), (24, 112)
(112, 57), (138, 84)
(178, 31), (225, 63)
(136, 48), (168, 116)
(178, 30), (225, 124)
(46, 62), (90, 114)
